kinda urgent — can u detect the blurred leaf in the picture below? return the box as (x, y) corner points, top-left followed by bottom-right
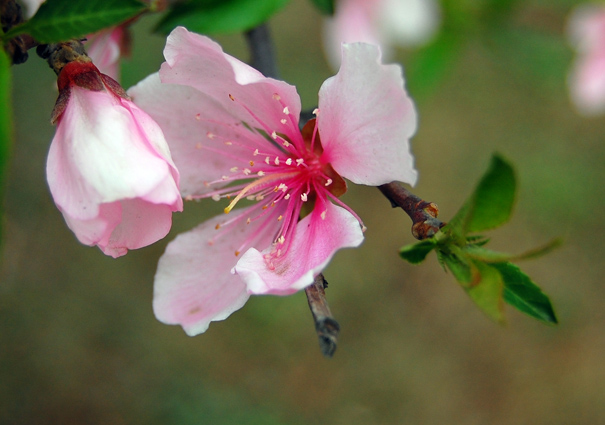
(465, 238), (563, 263)
(449, 154), (516, 235)
(0, 50), (12, 244)
(4, 0), (146, 43)
(466, 261), (505, 323)
(441, 249), (472, 285)
(494, 262), (558, 324)
(400, 239), (437, 264)
(308, 0), (334, 15)
(486, 26), (572, 92)
(156, 0), (290, 34)
(407, 29), (464, 100)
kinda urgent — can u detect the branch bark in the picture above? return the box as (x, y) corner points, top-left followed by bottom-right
(378, 182), (445, 240)
(305, 273), (339, 358)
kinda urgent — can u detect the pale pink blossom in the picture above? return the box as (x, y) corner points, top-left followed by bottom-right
(129, 27), (417, 335)
(568, 4), (605, 115)
(47, 60), (182, 258)
(84, 26), (129, 81)
(324, 0), (441, 68)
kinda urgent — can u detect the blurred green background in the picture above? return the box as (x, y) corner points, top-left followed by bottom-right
(2, 0), (605, 424)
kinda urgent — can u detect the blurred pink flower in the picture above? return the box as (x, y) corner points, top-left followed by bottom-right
(84, 26), (129, 81)
(323, 0), (441, 68)
(568, 4), (605, 115)
(47, 60), (182, 258)
(129, 27), (418, 335)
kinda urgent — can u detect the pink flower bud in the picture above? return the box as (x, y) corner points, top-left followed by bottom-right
(47, 61), (183, 257)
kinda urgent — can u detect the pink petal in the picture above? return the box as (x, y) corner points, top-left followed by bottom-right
(153, 207), (275, 335)
(235, 200), (364, 295)
(317, 43), (418, 187)
(323, 0), (384, 69)
(85, 26), (124, 81)
(129, 73), (283, 197)
(47, 87), (181, 220)
(159, 27), (303, 146)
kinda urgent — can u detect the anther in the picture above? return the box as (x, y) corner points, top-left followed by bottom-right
(207, 132), (215, 139)
(277, 215), (283, 221)
(321, 210), (327, 220)
(230, 167), (238, 172)
(280, 119), (287, 124)
(249, 161), (254, 166)
(296, 158), (304, 166)
(243, 168), (251, 175)
(229, 94), (235, 101)
(274, 157), (280, 165)
(215, 223), (221, 230)
(313, 108), (319, 115)
(285, 158), (292, 165)
(265, 157), (270, 165)
(273, 93), (281, 100)
(195, 142), (203, 149)
(301, 193), (308, 202)
(195, 113), (201, 120)
(271, 131), (277, 139)
(257, 171), (265, 176)
(212, 194), (221, 201)
(325, 178), (332, 186)
(283, 107), (290, 115)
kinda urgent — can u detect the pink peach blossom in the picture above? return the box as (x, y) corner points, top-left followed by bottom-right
(129, 27), (418, 335)
(568, 4), (605, 115)
(323, 0), (441, 68)
(84, 26), (129, 81)
(47, 60), (182, 258)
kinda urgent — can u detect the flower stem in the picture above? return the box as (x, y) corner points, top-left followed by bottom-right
(378, 182), (445, 240)
(305, 273), (339, 358)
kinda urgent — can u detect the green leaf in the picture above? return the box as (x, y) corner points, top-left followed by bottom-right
(464, 238), (563, 263)
(448, 154), (516, 235)
(4, 0), (147, 43)
(466, 261), (505, 323)
(493, 262), (557, 324)
(441, 249), (472, 285)
(156, 0), (290, 35)
(308, 0), (334, 15)
(0, 50), (12, 244)
(399, 239), (437, 264)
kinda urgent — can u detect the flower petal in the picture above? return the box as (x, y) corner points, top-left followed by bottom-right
(317, 42), (418, 187)
(47, 87), (181, 220)
(159, 27), (303, 146)
(153, 207), (274, 335)
(235, 200), (364, 295)
(129, 73), (283, 197)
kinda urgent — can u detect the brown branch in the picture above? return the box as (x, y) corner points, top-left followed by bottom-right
(305, 273), (339, 358)
(378, 182), (445, 240)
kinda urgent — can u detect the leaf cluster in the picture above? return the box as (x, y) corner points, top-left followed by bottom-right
(400, 155), (559, 324)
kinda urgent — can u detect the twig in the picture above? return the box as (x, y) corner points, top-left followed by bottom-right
(244, 24), (279, 79)
(305, 273), (339, 358)
(378, 182), (445, 240)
